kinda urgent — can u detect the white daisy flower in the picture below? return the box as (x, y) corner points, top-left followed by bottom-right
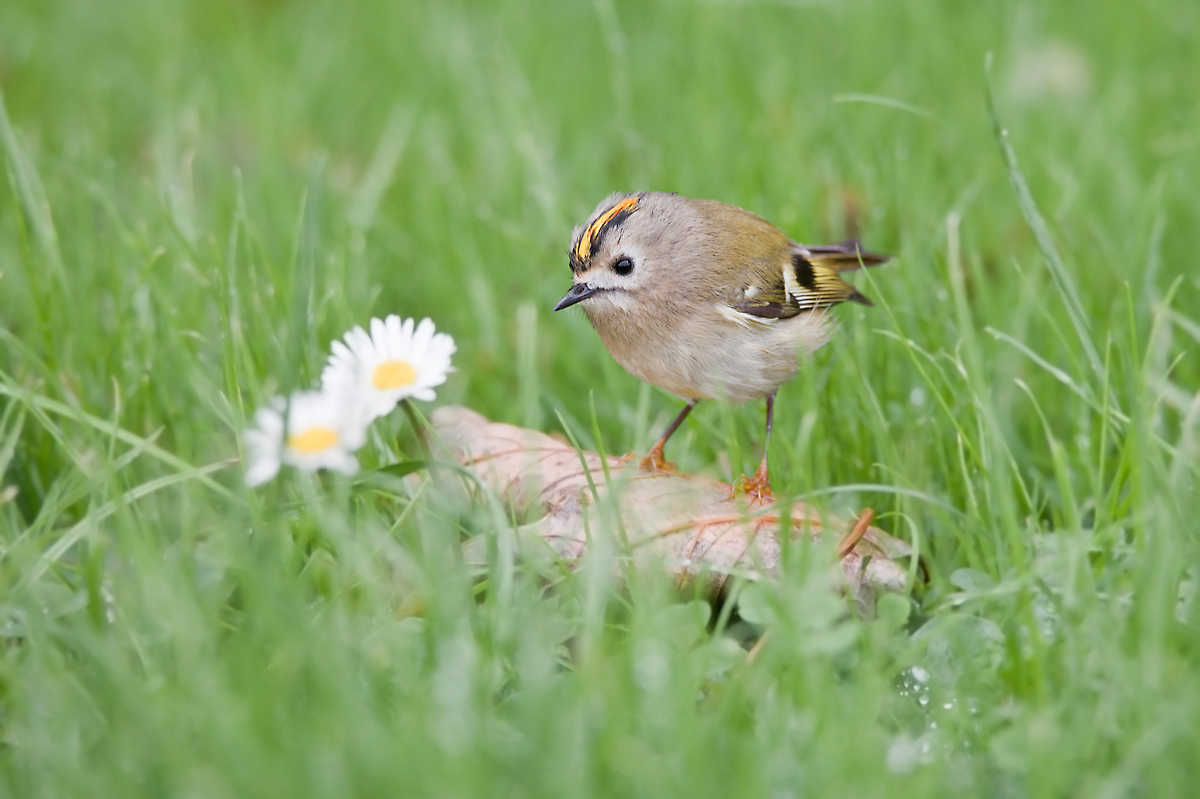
(243, 390), (366, 486)
(321, 315), (456, 422)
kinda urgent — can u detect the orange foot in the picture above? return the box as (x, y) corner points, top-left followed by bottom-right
(637, 442), (676, 473)
(732, 462), (774, 505)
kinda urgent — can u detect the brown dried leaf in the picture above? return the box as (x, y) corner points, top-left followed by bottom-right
(430, 407), (913, 617)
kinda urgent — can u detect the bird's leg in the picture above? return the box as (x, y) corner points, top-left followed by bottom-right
(738, 393), (776, 502)
(639, 400), (698, 472)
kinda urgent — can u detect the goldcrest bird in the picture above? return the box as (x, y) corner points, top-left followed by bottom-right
(553, 191), (889, 499)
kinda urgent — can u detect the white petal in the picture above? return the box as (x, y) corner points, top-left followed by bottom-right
(321, 342), (358, 390)
(327, 450), (360, 476)
(369, 317), (388, 349)
(398, 317), (415, 350)
(431, 333), (456, 360)
(363, 391), (400, 422)
(243, 403), (285, 486)
(328, 339), (355, 364)
(244, 452), (282, 486)
(412, 318), (435, 354)
(345, 326), (375, 360)
(422, 371), (448, 390)
(384, 314), (403, 346)
(252, 411), (281, 437)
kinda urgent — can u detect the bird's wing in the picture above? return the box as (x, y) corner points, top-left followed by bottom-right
(729, 245), (888, 318)
(692, 200), (890, 318)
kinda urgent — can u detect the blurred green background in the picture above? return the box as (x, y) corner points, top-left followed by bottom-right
(1, 0), (1198, 795)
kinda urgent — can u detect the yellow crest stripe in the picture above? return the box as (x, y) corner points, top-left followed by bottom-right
(575, 195), (641, 260)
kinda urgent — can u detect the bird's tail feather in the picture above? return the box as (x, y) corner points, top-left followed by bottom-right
(807, 242), (890, 273)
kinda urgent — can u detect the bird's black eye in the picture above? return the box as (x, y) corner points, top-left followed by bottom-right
(613, 257), (634, 276)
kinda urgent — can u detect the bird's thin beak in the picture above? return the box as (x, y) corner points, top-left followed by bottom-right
(553, 283), (599, 311)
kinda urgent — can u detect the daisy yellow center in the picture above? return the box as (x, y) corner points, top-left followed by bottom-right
(372, 359), (417, 390)
(289, 427), (339, 453)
